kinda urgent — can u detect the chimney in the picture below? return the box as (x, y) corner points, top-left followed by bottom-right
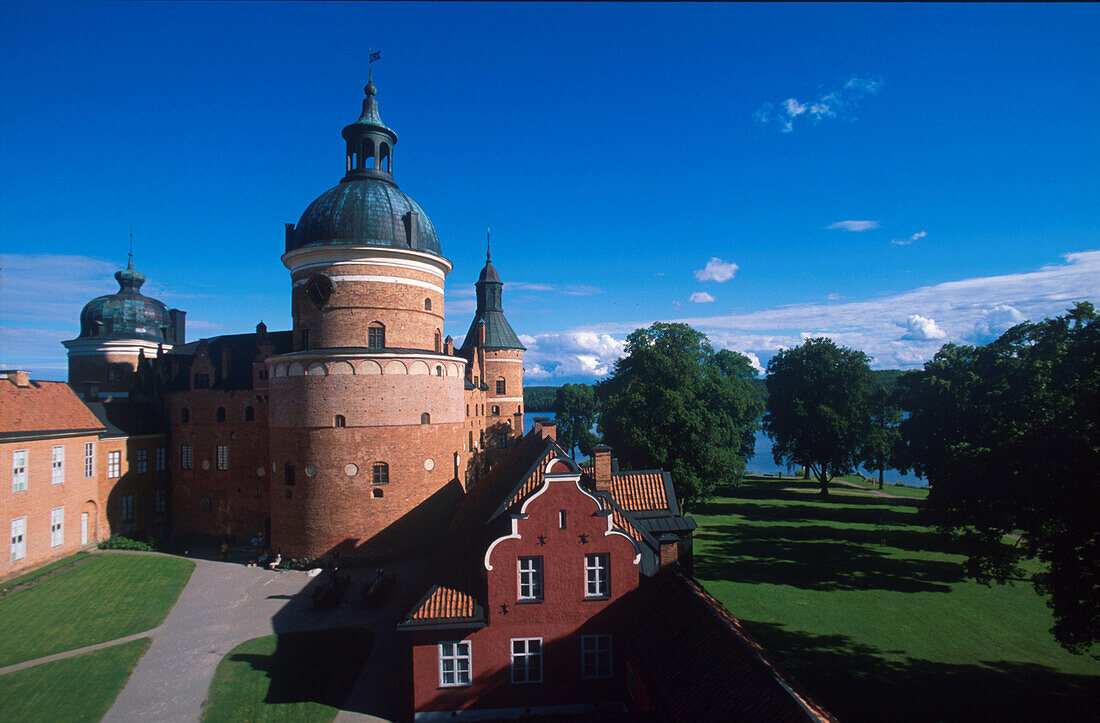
(444, 335), (454, 355)
(593, 444), (612, 491)
(658, 534), (680, 569)
(533, 417), (557, 441)
(170, 309), (186, 345)
(478, 320), (486, 346)
(4, 370), (31, 387)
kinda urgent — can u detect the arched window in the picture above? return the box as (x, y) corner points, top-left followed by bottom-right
(491, 405), (500, 416)
(496, 377), (506, 395)
(424, 297), (432, 311)
(216, 407), (226, 423)
(421, 412), (431, 425)
(199, 496), (212, 514)
(372, 462), (389, 485)
(334, 414), (346, 428)
(372, 488), (384, 499)
(245, 406), (255, 422)
(368, 322), (385, 349)
(181, 408), (190, 424)
(434, 330), (442, 353)
(435, 366), (443, 377)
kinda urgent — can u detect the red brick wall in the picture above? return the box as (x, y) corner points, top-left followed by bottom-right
(410, 469), (640, 714)
(97, 434), (170, 543)
(67, 351), (141, 395)
(1, 434), (102, 579)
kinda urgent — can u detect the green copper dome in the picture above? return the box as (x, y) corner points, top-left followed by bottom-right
(77, 256), (174, 343)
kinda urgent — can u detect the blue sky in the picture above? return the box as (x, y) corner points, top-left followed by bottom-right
(2, 2), (1098, 382)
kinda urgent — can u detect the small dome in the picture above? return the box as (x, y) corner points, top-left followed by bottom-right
(78, 257), (173, 342)
(288, 179), (442, 256)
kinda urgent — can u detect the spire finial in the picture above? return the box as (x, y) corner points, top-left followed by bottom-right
(487, 227), (491, 263)
(128, 226), (134, 270)
(366, 49), (380, 97)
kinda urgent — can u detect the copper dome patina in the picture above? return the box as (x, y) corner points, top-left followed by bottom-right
(285, 80), (442, 257)
(78, 256), (174, 343)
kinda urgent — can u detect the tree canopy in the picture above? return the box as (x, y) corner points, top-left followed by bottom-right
(763, 337), (874, 496)
(900, 302), (1100, 654)
(859, 385), (905, 489)
(597, 323), (762, 509)
(554, 383), (598, 458)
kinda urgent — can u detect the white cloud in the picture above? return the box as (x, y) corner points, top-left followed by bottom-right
(518, 330), (626, 380)
(827, 220), (879, 232)
(509, 281), (604, 296)
(694, 257), (739, 282)
(971, 304), (1025, 343)
(689, 292), (716, 304)
(899, 314), (947, 341)
(892, 230), (927, 246)
(756, 76), (882, 133)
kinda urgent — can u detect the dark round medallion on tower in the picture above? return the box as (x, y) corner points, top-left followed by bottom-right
(305, 274), (335, 308)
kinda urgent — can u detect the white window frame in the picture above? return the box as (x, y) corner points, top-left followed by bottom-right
(517, 556), (543, 602)
(84, 442), (95, 478)
(121, 494), (134, 522)
(107, 451), (121, 479)
(216, 445), (229, 471)
(10, 517), (26, 561)
(12, 449), (28, 492)
(155, 446), (167, 472)
(438, 641), (472, 688)
(50, 507), (64, 548)
(52, 446), (65, 485)
(581, 634), (613, 679)
(510, 637), (543, 683)
(135, 448), (148, 475)
(585, 553), (610, 599)
(180, 445), (193, 471)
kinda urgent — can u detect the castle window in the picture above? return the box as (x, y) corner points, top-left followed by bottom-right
(371, 488), (384, 499)
(559, 510), (567, 529)
(194, 374), (210, 389)
(181, 408), (190, 423)
(421, 413), (430, 425)
(491, 405), (500, 416)
(199, 497), (211, 514)
(496, 378), (506, 395)
(585, 553), (610, 599)
(439, 642), (472, 688)
(52, 446), (65, 484)
(180, 445), (193, 470)
(581, 635), (613, 679)
(135, 449), (147, 475)
(424, 297), (432, 311)
(334, 414), (346, 428)
(156, 447), (166, 472)
(107, 451), (121, 479)
(245, 406), (255, 422)
(517, 556), (543, 602)
(284, 464), (295, 486)
(155, 489), (167, 513)
(510, 638), (543, 684)
(434, 330), (441, 353)
(216, 445), (229, 471)
(50, 507), (64, 547)
(10, 517), (26, 561)
(372, 462), (389, 485)
(121, 494), (134, 523)
(498, 434), (507, 449)
(216, 407), (226, 423)
(301, 329), (310, 350)
(85, 443), (95, 478)
(368, 322), (385, 349)
(436, 366), (443, 377)
(469, 431), (474, 450)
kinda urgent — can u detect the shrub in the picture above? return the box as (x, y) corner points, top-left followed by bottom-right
(97, 536), (155, 552)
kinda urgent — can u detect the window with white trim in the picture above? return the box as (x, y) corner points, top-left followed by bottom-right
(180, 445), (193, 471)
(85, 443), (95, 478)
(216, 445), (229, 471)
(10, 517), (26, 561)
(510, 638), (542, 683)
(585, 553), (610, 598)
(107, 451), (121, 478)
(122, 494), (134, 522)
(50, 507), (64, 547)
(136, 449), (148, 475)
(581, 634), (613, 679)
(517, 556), (543, 602)
(12, 450), (28, 492)
(438, 641), (472, 687)
(52, 446), (65, 484)
(155, 447), (166, 472)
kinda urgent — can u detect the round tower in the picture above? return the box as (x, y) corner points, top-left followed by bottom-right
(267, 80), (467, 559)
(63, 254), (183, 398)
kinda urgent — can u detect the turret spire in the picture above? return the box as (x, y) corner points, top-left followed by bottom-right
(341, 72), (397, 184)
(487, 227), (491, 263)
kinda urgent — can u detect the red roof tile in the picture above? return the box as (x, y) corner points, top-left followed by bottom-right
(0, 378), (104, 437)
(409, 585), (478, 621)
(610, 471), (669, 512)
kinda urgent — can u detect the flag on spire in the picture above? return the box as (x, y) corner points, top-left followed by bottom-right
(370, 50), (381, 63)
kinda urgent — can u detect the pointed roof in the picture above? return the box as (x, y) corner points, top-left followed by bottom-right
(460, 242), (525, 352)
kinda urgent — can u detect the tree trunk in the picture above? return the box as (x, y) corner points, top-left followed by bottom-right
(878, 468), (884, 490)
(817, 463), (829, 497)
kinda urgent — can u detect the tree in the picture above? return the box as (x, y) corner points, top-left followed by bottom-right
(764, 337), (874, 497)
(859, 385), (904, 489)
(596, 323), (762, 509)
(900, 302), (1100, 654)
(554, 383), (598, 458)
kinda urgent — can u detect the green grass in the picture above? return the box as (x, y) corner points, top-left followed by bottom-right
(0, 552), (93, 592)
(693, 477), (1100, 721)
(0, 553), (194, 667)
(203, 627), (373, 722)
(0, 638), (150, 721)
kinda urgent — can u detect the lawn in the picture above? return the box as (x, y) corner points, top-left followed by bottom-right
(0, 638), (150, 721)
(0, 553), (194, 667)
(202, 627), (373, 722)
(693, 477), (1100, 721)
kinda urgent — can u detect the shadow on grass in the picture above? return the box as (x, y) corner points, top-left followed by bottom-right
(741, 621), (1100, 722)
(228, 627), (372, 708)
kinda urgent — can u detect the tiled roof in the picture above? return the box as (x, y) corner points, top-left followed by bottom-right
(620, 568), (837, 723)
(407, 585), (480, 622)
(166, 330), (293, 391)
(610, 471), (670, 513)
(0, 378), (105, 439)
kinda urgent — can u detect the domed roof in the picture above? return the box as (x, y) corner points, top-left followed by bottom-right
(77, 256), (173, 343)
(288, 178), (441, 256)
